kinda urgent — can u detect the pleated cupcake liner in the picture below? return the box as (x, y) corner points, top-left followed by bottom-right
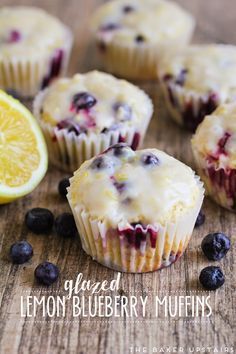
(160, 80), (220, 132)
(96, 40), (159, 80)
(0, 28), (73, 98)
(94, 19), (195, 81)
(67, 177), (204, 273)
(192, 152), (236, 211)
(33, 85), (153, 173)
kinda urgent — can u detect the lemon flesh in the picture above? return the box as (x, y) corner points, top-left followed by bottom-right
(0, 90), (48, 204)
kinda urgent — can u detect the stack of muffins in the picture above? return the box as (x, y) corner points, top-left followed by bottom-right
(1, 1), (235, 273)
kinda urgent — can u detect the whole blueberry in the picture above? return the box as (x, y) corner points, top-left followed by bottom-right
(58, 178), (70, 198)
(34, 261), (59, 286)
(199, 266), (225, 290)
(72, 92), (97, 111)
(175, 68), (188, 86)
(100, 23), (120, 31)
(25, 208), (54, 234)
(10, 240), (33, 264)
(201, 232), (231, 261)
(141, 153), (159, 166)
(135, 34), (145, 43)
(110, 143), (129, 157)
(113, 102), (132, 121)
(123, 5), (135, 13)
(195, 210), (205, 228)
(55, 213), (77, 238)
(90, 156), (115, 170)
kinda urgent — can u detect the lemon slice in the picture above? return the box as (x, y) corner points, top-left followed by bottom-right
(0, 90), (48, 204)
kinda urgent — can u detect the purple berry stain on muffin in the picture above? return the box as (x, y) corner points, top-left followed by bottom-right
(8, 29), (21, 43)
(217, 132), (231, 155)
(131, 132), (140, 150)
(119, 223), (157, 249)
(182, 92), (219, 132)
(41, 49), (64, 89)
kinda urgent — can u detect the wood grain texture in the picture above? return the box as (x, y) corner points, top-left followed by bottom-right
(0, 0), (235, 353)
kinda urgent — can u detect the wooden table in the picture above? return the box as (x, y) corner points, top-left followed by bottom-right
(0, 0), (235, 353)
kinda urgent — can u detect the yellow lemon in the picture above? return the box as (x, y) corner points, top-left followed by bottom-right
(0, 90), (48, 204)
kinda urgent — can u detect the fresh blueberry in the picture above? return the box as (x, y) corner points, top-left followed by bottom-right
(55, 213), (77, 238)
(199, 266), (225, 290)
(141, 153), (159, 166)
(175, 69), (188, 86)
(123, 5), (135, 13)
(25, 208), (54, 234)
(195, 210), (205, 228)
(90, 156), (114, 170)
(108, 143), (129, 157)
(201, 232), (230, 261)
(135, 34), (145, 43)
(113, 102), (132, 121)
(10, 241), (33, 264)
(58, 178), (70, 198)
(72, 92), (97, 111)
(114, 182), (126, 193)
(100, 23), (120, 31)
(56, 118), (87, 135)
(34, 261), (59, 286)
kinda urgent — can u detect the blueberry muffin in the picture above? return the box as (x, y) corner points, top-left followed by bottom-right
(0, 6), (73, 98)
(192, 103), (236, 211)
(33, 71), (153, 172)
(67, 144), (204, 272)
(159, 45), (236, 132)
(90, 0), (195, 80)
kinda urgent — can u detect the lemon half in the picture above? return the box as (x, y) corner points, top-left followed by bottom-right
(0, 90), (48, 204)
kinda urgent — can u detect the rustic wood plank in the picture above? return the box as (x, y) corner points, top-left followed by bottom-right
(0, 0), (235, 353)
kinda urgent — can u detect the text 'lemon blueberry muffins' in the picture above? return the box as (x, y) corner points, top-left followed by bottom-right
(0, 6), (73, 98)
(67, 144), (204, 273)
(33, 71), (153, 172)
(159, 44), (236, 132)
(90, 0), (195, 80)
(192, 103), (236, 211)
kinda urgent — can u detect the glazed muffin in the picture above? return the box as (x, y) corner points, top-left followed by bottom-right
(90, 0), (195, 80)
(0, 6), (73, 98)
(33, 71), (153, 172)
(67, 144), (204, 273)
(159, 45), (236, 132)
(192, 103), (236, 211)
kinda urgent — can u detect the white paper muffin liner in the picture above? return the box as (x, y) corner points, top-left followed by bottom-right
(94, 21), (195, 80)
(67, 177), (204, 273)
(0, 29), (73, 98)
(33, 85), (153, 173)
(192, 150), (236, 211)
(159, 80), (220, 132)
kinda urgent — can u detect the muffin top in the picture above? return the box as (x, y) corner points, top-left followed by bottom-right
(36, 71), (153, 135)
(91, 0), (194, 47)
(0, 6), (70, 59)
(68, 145), (202, 227)
(159, 45), (236, 100)
(192, 103), (236, 170)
